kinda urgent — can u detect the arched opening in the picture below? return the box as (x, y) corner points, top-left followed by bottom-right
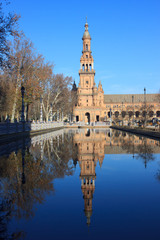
(122, 132), (126, 137)
(135, 111), (140, 118)
(115, 111), (119, 118)
(82, 64), (85, 71)
(108, 111), (112, 118)
(156, 111), (160, 117)
(128, 111), (133, 118)
(89, 64), (92, 71)
(142, 111), (147, 117)
(86, 64), (88, 72)
(122, 111), (126, 118)
(85, 112), (90, 124)
(76, 116), (79, 122)
(86, 44), (88, 50)
(115, 131), (120, 137)
(149, 111), (154, 117)
(85, 129), (90, 137)
(96, 115), (99, 121)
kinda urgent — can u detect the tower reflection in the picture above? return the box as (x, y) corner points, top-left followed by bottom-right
(73, 129), (107, 225)
(72, 128), (160, 226)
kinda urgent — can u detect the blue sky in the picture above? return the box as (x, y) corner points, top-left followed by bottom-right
(4, 0), (160, 94)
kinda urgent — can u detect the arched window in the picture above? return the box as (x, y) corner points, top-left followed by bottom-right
(86, 64), (88, 71)
(149, 111), (154, 117)
(122, 111), (126, 118)
(156, 111), (160, 117)
(86, 44), (88, 50)
(142, 111), (147, 117)
(115, 111), (119, 118)
(108, 111), (112, 118)
(135, 111), (140, 118)
(128, 111), (133, 118)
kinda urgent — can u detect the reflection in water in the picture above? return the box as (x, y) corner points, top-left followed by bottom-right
(120, 132), (157, 168)
(74, 129), (106, 225)
(0, 129), (160, 238)
(0, 130), (75, 239)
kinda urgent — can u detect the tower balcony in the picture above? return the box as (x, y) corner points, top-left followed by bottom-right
(79, 69), (95, 75)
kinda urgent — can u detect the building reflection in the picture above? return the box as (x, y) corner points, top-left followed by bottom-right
(71, 128), (160, 225)
(73, 129), (106, 225)
(0, 128), (160, 237)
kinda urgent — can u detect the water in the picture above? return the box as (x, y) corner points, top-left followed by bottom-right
(0, 128), (160, 240)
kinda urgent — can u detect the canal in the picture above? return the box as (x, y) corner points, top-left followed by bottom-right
(0, 128), (160, 240)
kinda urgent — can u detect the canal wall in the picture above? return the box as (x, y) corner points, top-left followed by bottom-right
(0, 122), (64, 141)
(110, 126), (160, 140)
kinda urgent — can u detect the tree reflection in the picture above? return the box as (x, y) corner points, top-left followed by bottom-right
(0, 133), (74, 239)
(136, 138), (154, 168)
(120, 133), (155, 168)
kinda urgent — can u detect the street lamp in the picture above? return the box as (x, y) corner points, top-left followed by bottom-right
(40, 96), (43, 122)
(132, 95), (134, 125)
(50, 103), (53, 122)
(144, 87), (146, 127)
(21, 86), (25, 122)
(62, 109), (64, 122)
(110, 107), (112, 125)
(57, 109), (59, 121)
(122, 101), (123, 126)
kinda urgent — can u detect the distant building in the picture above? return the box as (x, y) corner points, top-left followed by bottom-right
(73, 21), (160, 124)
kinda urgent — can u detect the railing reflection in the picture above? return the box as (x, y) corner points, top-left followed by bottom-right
(0, 128), (160, 237)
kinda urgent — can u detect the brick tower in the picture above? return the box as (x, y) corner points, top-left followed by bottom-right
(74, 20), (105, 124)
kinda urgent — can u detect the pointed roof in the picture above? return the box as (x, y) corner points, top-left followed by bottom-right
(72, 81), (77, 91)
(82, 18), (91, 40)
(98, 80), (102, 87)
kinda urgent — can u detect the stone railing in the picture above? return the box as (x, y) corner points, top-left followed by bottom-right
(0, 121), (64, 136)
(31, 121), (64, 132)
(64, 121), (110, 127)
(94, 122), (110, 126)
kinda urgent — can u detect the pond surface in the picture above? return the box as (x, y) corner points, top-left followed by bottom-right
(0, 128), (160, 240)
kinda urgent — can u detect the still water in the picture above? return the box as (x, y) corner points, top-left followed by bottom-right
(0, 128), (160, 240)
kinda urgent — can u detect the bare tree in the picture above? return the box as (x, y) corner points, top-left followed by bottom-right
(42, 74), (73, 122)
(0, 0), (20, 68)
(139, 103), (154, 127)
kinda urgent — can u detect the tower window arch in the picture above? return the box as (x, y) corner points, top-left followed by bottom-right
(86, 44), (88, 50)
(86, 64), (88, 71)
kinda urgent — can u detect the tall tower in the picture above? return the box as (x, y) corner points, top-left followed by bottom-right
(73, 20), (105, 124)
(78, 19), (96, 108)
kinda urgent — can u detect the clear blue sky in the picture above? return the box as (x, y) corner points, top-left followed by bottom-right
(4, 0), (160, 94)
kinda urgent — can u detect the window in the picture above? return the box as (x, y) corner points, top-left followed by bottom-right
(86, 44), (88, 50)
(86, 55), (88, 58)
(86, 100), (88, 102)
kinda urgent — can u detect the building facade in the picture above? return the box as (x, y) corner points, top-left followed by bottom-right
(73, 21), (160, 124)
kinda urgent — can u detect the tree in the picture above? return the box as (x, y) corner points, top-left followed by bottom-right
(42, 74), (73, 122)
(139, 103), (154, 127)
(0, 0), (20, 68)
(6, 36), (36, 121)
